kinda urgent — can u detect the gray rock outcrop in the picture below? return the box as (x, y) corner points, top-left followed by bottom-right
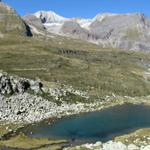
(0, 71), (92, 123)
(22, 14), (45, 31)
(60, 21), (97, 41)
(0, 71), (43, 95)
(90, 13), (150, 51)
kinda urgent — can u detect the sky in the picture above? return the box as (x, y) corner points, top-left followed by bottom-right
(4, 0), (150, 18)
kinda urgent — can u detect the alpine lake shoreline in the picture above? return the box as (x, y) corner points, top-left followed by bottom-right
(1, 96), (150, 150)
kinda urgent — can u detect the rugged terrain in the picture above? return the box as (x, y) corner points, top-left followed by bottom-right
(23, 11), (150, 51)
(0, 2), (150, 150)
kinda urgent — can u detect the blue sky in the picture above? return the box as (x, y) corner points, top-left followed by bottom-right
(4, 0), (150, 18)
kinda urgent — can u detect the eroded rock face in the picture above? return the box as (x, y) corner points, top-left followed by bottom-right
(0, 2), (32, 36)
(0, 71), (43, 95)
(22, 14), (45, 31)
(60, 13), (150, 51)
(60, 21), (97, 41)
(90, 13), (150, 51)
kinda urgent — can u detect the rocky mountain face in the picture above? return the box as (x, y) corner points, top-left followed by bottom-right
(60, 21), (96, 41)
(33, 11), (68, 34)
(0, 2), (32, 36)
(23, 14), (45, 30)
(0, 2), (150, 51)
(23, 11), (150, 51)
(25, 11), (92, 34)
(34, 11), (67, 23)
(90, 13), (150, 51)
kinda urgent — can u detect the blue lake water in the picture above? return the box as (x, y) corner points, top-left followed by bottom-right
(24, 104), (150, 143)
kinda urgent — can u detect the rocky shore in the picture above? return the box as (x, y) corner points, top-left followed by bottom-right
(65, 128), (150, 150)
(0, 71), (116, 124)
(0, 92), (105, 123)
(65, 140), (150, 150)
(1, 71), (150, 150)
(0, 70), (150, 124)
(1, 127), (150, 150)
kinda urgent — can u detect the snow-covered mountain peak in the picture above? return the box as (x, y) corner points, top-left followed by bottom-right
(34, 11), (68, 23)
(33, 11), (93, 32)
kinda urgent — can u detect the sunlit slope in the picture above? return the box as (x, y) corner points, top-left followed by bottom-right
(0, 3), (31, 36)
(0, 35), (150, 98)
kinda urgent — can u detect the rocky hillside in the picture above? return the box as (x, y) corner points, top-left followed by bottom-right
(0, 2), (32, 36)
(23, 11), (150, 51)
(90, 13), (150, 51)
(60, 21), (96, 41)
(0, 71), (99, 123)
(22, 14), (45, 33)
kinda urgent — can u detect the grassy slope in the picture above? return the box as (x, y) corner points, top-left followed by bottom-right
(0, 133), (67, 149)
(0, 35), (150, 98)
(115, 128), (150, 146)
(0, 3), (29, 36)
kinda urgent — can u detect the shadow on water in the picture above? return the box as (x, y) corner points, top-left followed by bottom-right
(23, 103), (150, 144)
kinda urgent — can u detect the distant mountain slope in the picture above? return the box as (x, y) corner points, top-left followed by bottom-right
(60, 21), (96, 41)
(23, 11), (93, 35)
(0, 2), (150, 51)
(90, 13), (150, 51)
(23, 10), (150, 51)
(0, 2), (32, 36)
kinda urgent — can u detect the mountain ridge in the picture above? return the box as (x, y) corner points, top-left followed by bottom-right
(23, 10), (150, 51)
(0, 2), (150, 51)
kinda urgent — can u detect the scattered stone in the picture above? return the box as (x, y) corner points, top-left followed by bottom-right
(102, 141), (127, 150)
(128, 144), (139, 150)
